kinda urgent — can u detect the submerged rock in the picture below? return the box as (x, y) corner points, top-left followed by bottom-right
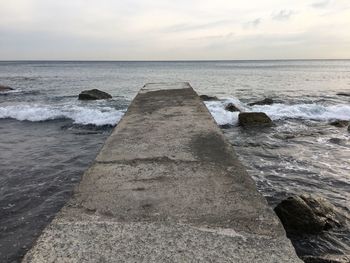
(248, 98), (274, 106)
(0, 85), (14, 92)
(336, 92), (350, 97)
(78, 89), (112, 100)
(199, 94), (219, 101)
(225, 103), (241, 112)
(274, 195), (346, 235)
(238, 112), (273, 127)
(330, 120), (349, 128)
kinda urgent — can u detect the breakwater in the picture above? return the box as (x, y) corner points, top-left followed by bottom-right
(23, 83), (301, 262)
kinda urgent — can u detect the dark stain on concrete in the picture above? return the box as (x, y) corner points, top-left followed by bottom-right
(189, 132), (237, 166)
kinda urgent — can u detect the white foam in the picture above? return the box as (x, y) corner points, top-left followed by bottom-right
(0, 89), (22, 94)
(0, 104), (125, 126)
(204, 97), (247, 126)
(205, 97), (350, 125)
(251, 103), (350, 121)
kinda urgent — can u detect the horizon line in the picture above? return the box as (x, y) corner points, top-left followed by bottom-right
(1, 58), (350, 63)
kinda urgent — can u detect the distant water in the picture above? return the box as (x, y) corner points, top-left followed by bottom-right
(0, 60), (350, 262)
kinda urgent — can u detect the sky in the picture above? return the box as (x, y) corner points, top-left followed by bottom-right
(0, 0), (350, 60)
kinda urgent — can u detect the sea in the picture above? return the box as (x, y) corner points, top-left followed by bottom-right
(0, 60), (349, 262)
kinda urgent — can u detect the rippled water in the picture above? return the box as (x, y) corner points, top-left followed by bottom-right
(0, 60), (349, 262)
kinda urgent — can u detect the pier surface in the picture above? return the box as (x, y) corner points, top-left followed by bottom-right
(23, 83), (302, 262)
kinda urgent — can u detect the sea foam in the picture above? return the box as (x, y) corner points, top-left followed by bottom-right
(205, 98), (350, 126)
(0, 104), (125, 126)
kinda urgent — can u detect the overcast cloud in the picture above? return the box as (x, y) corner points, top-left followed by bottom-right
(0, 0), (349, 60)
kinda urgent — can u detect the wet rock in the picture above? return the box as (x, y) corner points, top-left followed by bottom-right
(0, 85), (14, 92)
(329, 138), (346, 146)
(248, 98), (274, 106)
(336, 92), (350, 97)
(302, 254), (350, 263)
(199, 95), (219, 101)
(219, 124), (233, 129)
(329, 120), (349, 128)
(238, 112), (273, 127)
(274, 195), (346, 235)
(78, 89), (112, 100)
(225, 103), (241, 112)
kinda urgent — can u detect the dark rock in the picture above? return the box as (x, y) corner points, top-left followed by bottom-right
(199, 95), (219, 101)
(274, 195), (346, 235)
(330, 120), (349, 128)
(329, 138), (346, 145)
(302, 254), (350, 263)
(248, 98), (274, 106)
(0, 85), (14, 92)
(225, 103), (241, 112)
(219, 124), (233, 129)
(78, 89), (112, 100)
(238, 112), (273, 127)
(336, 92), (350, 97)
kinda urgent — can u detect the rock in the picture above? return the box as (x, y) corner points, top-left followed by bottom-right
(0, 84), (14, 92)
(274, 195), (346, 235)
(225, 103), (241, 112)
(78, 89), (112, 100)
(330, 120), (349, 128)
(238, 112), (273, 127)
(328, 138), (346, 146)
(199, 95), (219, 101)
(248, 98), (274, 106)
(219, 124), (233, 129)
(336, 92), (350, 97)
(302, 254), (350, 263)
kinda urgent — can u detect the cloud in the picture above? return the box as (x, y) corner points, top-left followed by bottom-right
(272, 10), (295, 21)
(0, 0), (349, 60)
(188, 32), (235, 41)
(312, 0), (331, 8)
(243, 18), (262, 29)
(163, 20), (233, 33)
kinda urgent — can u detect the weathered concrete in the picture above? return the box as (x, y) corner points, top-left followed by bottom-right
(23, 83), (302, 263)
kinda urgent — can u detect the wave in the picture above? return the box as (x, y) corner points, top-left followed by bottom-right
(2, 99), (349, 127)
(0, 104), (125, 126)
(0, 89), (23, 95)
(252, 104), (350, 121)
(205, 98), (350, 125)
(205, 98), (242, 126)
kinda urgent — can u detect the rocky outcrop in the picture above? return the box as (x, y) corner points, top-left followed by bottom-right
(238, 112), (273, 127)
(336, 92), (350, 97)
(78, 89), (112, 100)
(0, 85), (13, 92)
(248, 98), (274, 106)
(329, 120), (349, 128)
(225, 103), (241, 112)
(199, 95), (219, 101)
(274, 195), (346, 235)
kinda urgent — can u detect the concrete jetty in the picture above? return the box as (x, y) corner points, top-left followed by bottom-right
(23, 83), (302, 262)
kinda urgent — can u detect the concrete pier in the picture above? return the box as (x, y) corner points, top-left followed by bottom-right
(23, 83), (302, 262)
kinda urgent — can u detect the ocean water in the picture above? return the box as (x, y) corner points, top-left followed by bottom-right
(0, 60), (350, 262)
